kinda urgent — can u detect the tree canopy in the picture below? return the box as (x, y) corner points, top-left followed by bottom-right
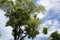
(49, 31), (60, 40)
(43, 27), (48, 34)
(0, 0), (45, 40)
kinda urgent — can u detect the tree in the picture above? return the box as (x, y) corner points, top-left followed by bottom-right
(43, 27), (48, 34)
(0, 0), (45, 40)
(49, 31), (60, 40)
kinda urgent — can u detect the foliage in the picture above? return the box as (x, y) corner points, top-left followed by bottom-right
(49, 31), (60, 40)
(0, 0), (45, 40)
(43, 27), (48, 34)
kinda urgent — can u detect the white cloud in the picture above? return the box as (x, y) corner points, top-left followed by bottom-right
(0, 10), (13, 40)
(36, 0), (60, 34)
(36, 0), (60, 21)
(37, 12), (46, 19)
(33, 0), (60, 39)
(37, 0), (60, 10)
(43, 20), (52, 25)
(37, 19), (60, 38)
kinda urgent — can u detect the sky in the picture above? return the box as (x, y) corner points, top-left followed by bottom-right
(0, 0), (60, 40)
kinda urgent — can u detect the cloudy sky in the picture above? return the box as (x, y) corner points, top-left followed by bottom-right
(0, 0), (60, 40)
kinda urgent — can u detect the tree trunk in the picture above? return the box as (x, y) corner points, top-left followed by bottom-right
(14, 26), (17, 40)
(14, 25), (27, 40)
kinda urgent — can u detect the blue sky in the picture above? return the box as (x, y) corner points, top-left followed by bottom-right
(0, 0), (60, 40)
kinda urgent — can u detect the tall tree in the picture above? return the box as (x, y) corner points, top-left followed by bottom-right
(0, 0), (45, 40)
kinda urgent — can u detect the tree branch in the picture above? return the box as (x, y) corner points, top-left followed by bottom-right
(20, 34), (27, 40)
